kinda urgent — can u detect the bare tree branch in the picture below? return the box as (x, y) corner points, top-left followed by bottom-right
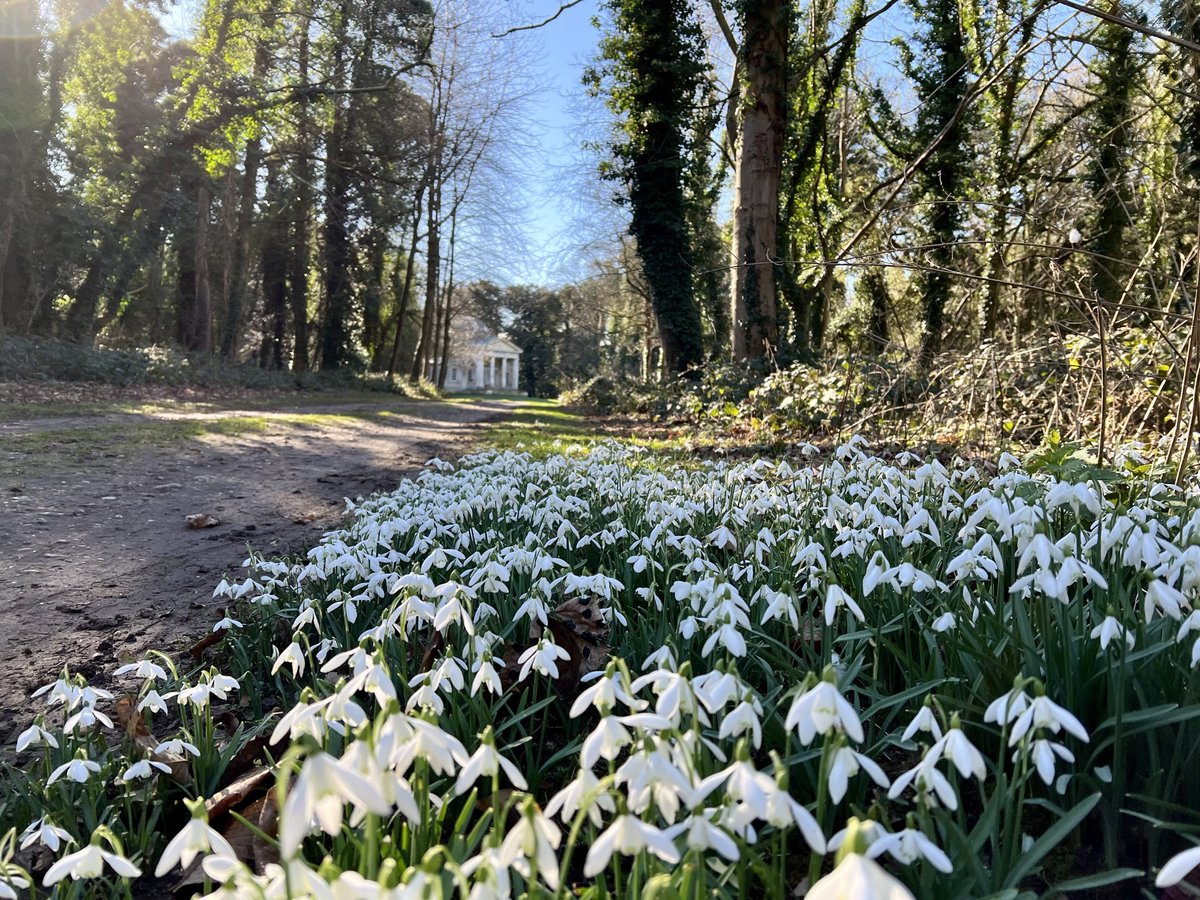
(492, 0), (587, 37)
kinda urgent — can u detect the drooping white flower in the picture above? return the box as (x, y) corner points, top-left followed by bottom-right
(47, 756), (101, 785)
(785, 676), (864, 745)
(1008, 695), (1089, 746)
(828, 746), (891, 803)
(545, 767), (615, 827)
(868, 827), (953, 873)
(279, 752), (393, 858)
(43, 842), (141, 886)
(824, 584), (865, 627)
(497, 801), (562, 890)
(1091, 615), (1134, 651)
(155, 801), (238, 876)
(14, 723), (58, 753)
(455, 730), (528, 795)
(583, 815), (681, 877)
(807, 853), (915, 900)
(272, 641), (307, 678)
(20, 818), (74, 853)
(1157, 844), (1200, 888)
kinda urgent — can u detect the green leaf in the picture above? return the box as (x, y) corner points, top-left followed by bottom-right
(1002, 793), (1100, 889)
(1045, 867), (1143, 893)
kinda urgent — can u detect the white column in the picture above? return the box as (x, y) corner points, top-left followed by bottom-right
(513, 355), (520, 393)
(504, 356), (512, 388)
(489, 356), (496, 388)
(474, 358), (484, 387)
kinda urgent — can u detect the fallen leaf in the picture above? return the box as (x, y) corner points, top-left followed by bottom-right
(185, 513), (220, 529)
(187, 626), (228, 659)
(114, 696), (193, 785)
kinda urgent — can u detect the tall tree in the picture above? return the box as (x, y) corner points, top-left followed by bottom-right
(588, 0), (708, 373)
(729, 0), (790, 359)
(872, 0), (974, 362)
(1085, 6), (1142, 310)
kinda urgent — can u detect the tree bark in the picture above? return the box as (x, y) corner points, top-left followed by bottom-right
(730, 0), (790, 360)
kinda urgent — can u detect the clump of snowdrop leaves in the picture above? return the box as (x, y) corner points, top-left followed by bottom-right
(4, 439), (1200, 897)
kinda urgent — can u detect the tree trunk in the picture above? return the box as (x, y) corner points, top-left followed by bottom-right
(436, 208), (459, 389)
(387, 184), (426, 378)
(219, 42), (268, 360)
(730, 0), (790, 360)
(260, 160), (290, 370)
(319, 1), (354, 371)
(289, 0), (314, 372)
(410, 161), (441, 383)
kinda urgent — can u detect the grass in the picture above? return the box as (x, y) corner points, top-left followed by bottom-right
(475, 398), (607, 455)
(0, 416), (271, 482)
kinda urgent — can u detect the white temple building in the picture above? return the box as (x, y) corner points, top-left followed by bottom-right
(428, 317), (523, 393)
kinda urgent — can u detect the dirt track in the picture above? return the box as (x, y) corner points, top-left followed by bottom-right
(0, 396), (506, 743)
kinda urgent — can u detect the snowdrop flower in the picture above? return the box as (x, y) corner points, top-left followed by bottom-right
(455, 727), (528, 795)
(63, 704), (113, 734)
(211, 615), (243, 631)
(926, 725), (987, 780)
(1091, 613), (1134, 651)
(887, 759), (960, 809)
(809, 831), (914, 899)
(20, 819), (74, 853)
(824, 583), (865, 627)
(868, 826), (953, 873)
(138, 690), (169, 715)
(1008, 694), (1089, 746)
(387, 716), (469, 777)
(719, 694), (764, 748)
(574, 666), (643, 717)
(900, 704), (943, 743)
(828, 745), (891, 803)
(666, 812), (740, 861)
(581, 713), (669, 769)
(43, 831), (141, 887)
(47, 755), (101, 785)
(518, 636), (570, 681)
(157, 738), (201, 757)
(931, 612), (956, 633)
(121, 758), (171, 781)
(583, 815), (680, 877)
(272, 641), (307, 678)
(112, 659), (168, 682)
(545, 767), (615, 827)
(155, 798), (237, 876)
(1156, 844), (1200, 887)
(1026, 738), (1075, 786)
(279, 752), (392, 858)
(785, 671), (864, 745)
(497, 799), (562, 890)
(1146, 579), (1187, 623)
(14, 722), (58, 753)
(984, 685), (1031, 727)
(470, 655), (502, 696)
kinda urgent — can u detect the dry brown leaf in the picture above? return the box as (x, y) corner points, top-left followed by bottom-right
(185, 513), (220, 529)
(499, 595), (611, 699)
(187, 626), (228, 659)
(114, 696), (193, 786)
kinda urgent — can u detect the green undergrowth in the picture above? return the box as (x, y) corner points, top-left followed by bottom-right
(477, 398), (609, 456)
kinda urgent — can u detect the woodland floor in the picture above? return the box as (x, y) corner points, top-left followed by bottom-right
(0, 388), (510, 745)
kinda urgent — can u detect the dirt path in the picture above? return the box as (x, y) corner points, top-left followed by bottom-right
(0, 397), (507, 743)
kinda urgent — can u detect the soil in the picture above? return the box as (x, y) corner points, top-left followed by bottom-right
(0, 394), (508, 745)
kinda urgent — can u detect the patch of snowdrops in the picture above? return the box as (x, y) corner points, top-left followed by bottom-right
(4, 439), (1200, 898)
